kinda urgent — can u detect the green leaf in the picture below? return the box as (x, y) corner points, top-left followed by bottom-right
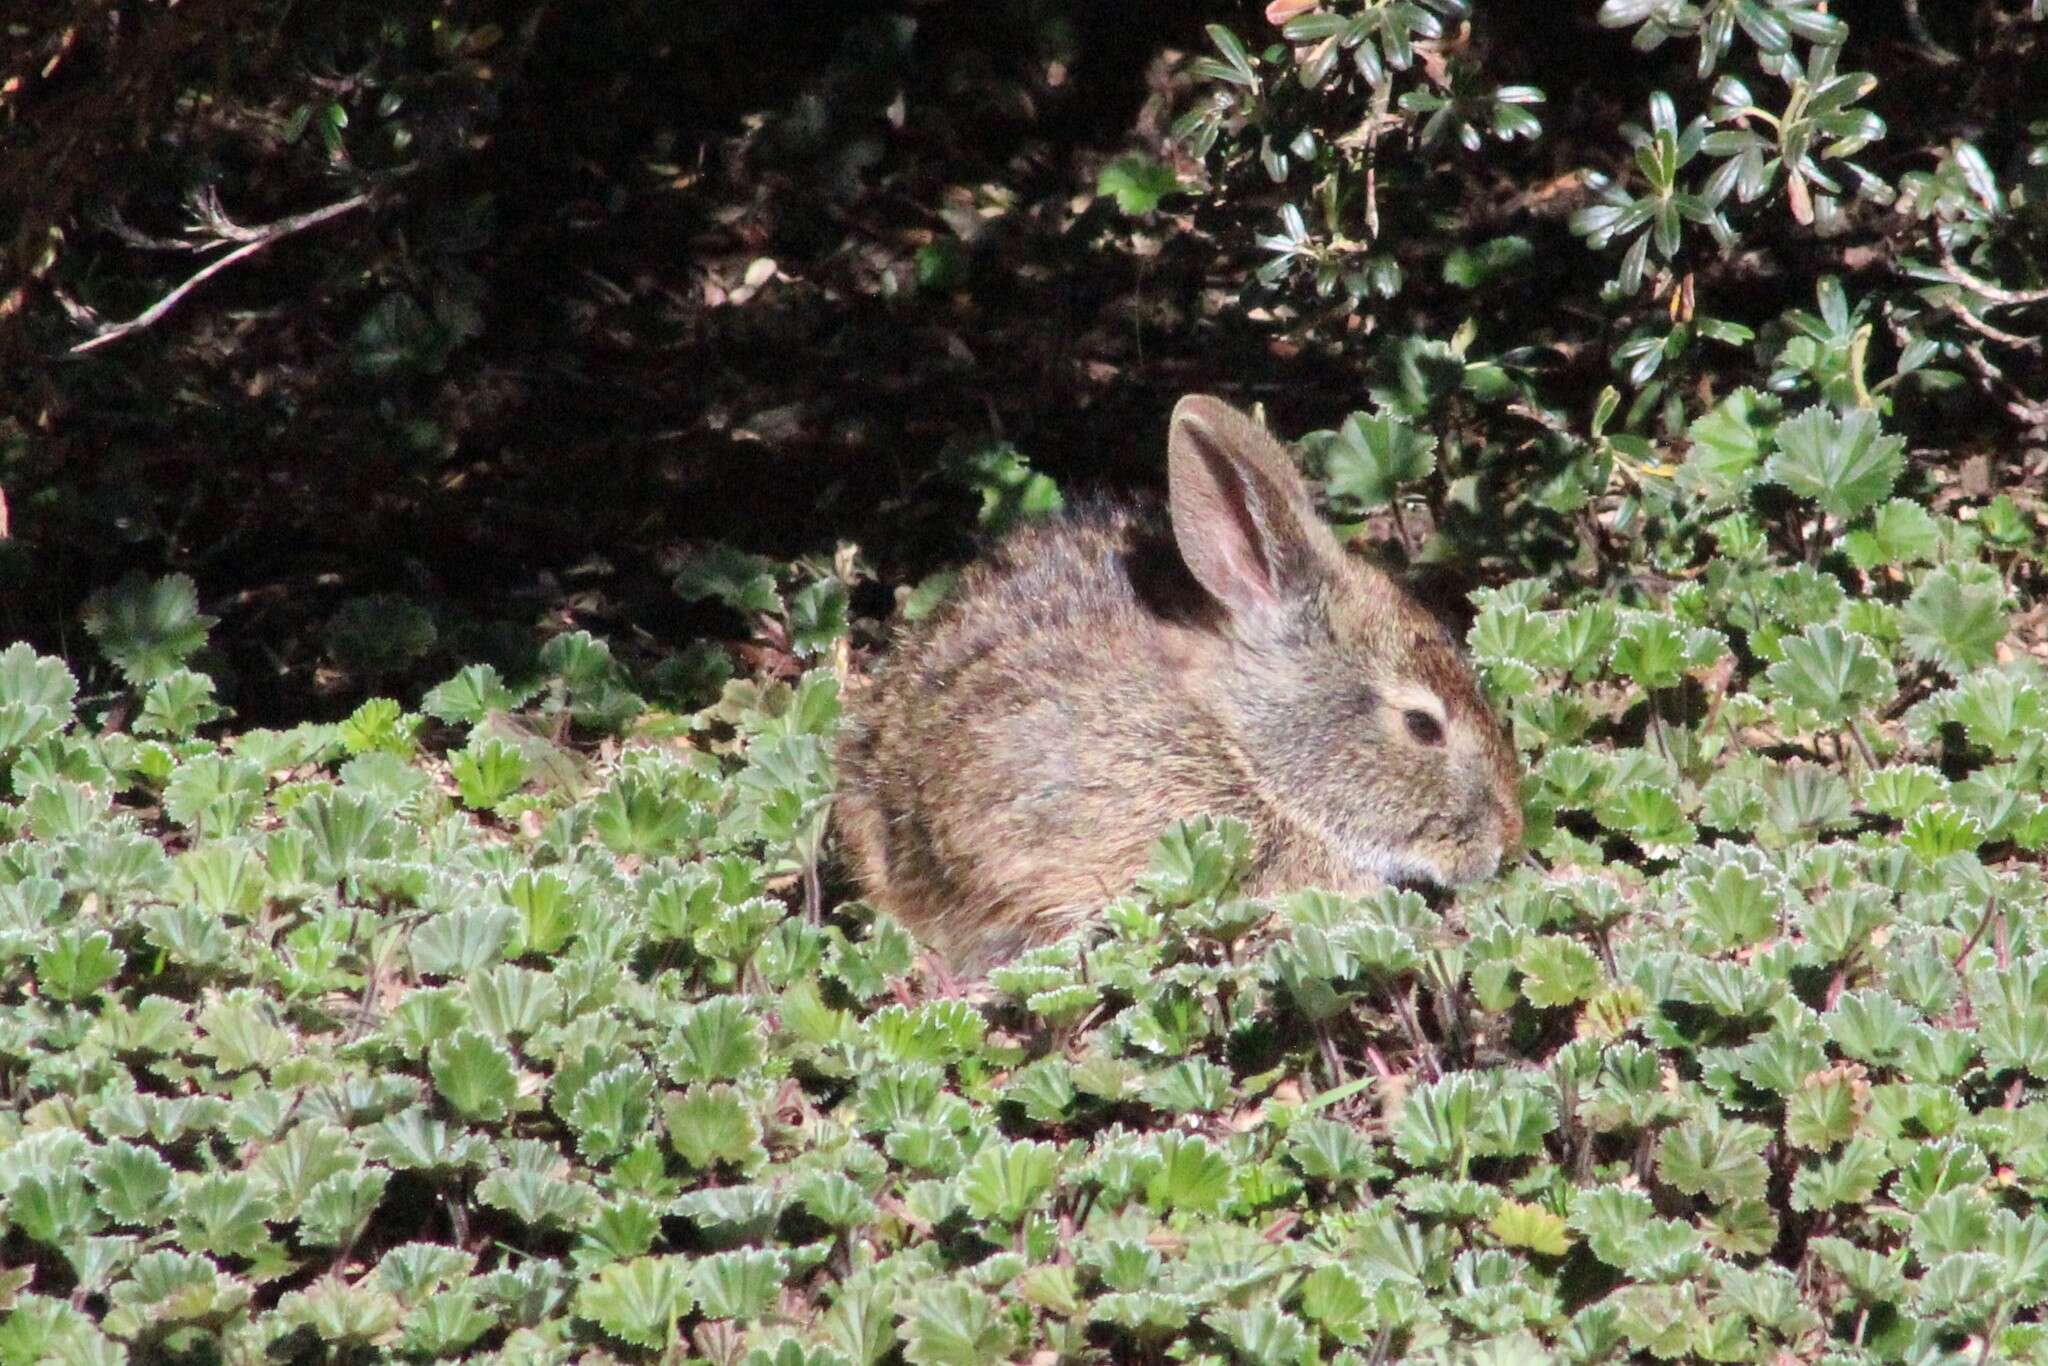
(506, 868), (585, 955)
(1681, 386), (1771, 502)
(8, 1169), (99, 1246)
(865, 1000), (987, 1065)
(88, 1141), (177, 1227)
(794, 1172), (877, 1231)
(1657, 1116), (1771, 1204)
(82, 573), (216, 684)
(1320, 411), (1438, 510)
(429, 1027), (518, 1122)
(477, 1167), (597, 1228)
(900, 1283), (1019, 1366)
(1901, 804), (1985, 862)
(401, 1291), (494, 1357)
(299, 1168), (390, 1248)
(0, 643), (78, 750)
(1297, 1262), (1371, 1332)
(1760, 624), (1895, 728)
(1396, 1074), (1480, 1171)
(1207, 1304), (1312, 1366)
(196, 992), (294, 1072)
(1141, 1058), (1231, 1114)
(287, 788), (398, 883)
(673, 546), (781, 615)
(664, 1085), (765, 1172)
(961, 1139), (1061, 1225)
(1137, 815), (1252, 905)
(665, 996), (766, 1083)
(1861, 763), (1949, 819)
(1785, 1071), (1863, 1150)
(788, 580), (850, 657)
(1286, 1115), (1386, 1187)
(136, 669), (222, 738)
(1842, 498), (1942, 568)
(1792, 1138), (1893, 1212)
(421, 663), (535, 725)
(1145, 1133), (1233, 1213)
(1443, 235), (1534, 288)
(1678, 851), (1780, 952)
(450, 736), (530, 809)
(1609, 616), (1688, 689)
(575, 1255), (694, 1350)
(692, 1248), (784, 1321)
(901, 570), (960, 622)
(1096, 153), (1183, 216)
(1489, 1198), (1576, 1256)
(914, 238), (969, 292)
(1519, 936), (1604, 1007)
(1941, 670), (2046, 756)
(565, 1063), (656, 1160)
(325, 594), (437, 676)
(174, 1172), (275, 1258)
(1597, 783), (1696, 858)
(163, 753), (266, 835)
(951, 439), (1064, 535)
(410, 906), (515, 977)
(590, 769), (706, 858)
(338, 697), (417, 757)
(36, 927), (122, 1002)
(1762, 406), (1904, 521)
(1900, 563), (2009, 676)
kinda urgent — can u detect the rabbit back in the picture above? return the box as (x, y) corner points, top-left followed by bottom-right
(836, 500), (1293, 968)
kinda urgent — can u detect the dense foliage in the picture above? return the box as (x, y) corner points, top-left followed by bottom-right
(3, 0), (2047, 1362)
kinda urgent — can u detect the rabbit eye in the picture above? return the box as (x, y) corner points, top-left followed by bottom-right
(1404, 710), (1445, 746)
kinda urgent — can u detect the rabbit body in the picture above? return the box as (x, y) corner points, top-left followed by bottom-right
(836, 396), (1522, 972)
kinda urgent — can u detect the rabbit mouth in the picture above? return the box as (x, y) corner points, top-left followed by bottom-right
(1359, 838), (1504, 890)
(1356, 844), (1456, 888)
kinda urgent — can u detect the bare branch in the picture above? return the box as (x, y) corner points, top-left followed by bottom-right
(98, 206), (201, 253)
(1957, 339), (2048, 428)
(1945, 297), (2043, 352)
(189, 185), (270, 243)
(1936, 236), (2048, 309)
(69, 193), (371, 355)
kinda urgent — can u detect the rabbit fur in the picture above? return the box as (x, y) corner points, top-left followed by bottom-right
(835, 394), (1523, 973)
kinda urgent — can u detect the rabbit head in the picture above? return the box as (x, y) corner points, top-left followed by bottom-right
(1167, 395), (1524, 889)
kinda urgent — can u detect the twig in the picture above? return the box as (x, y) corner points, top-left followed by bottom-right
(1952, 896), (1998, 973)
(70, 193), (371, 354)
(1944, 297), (2042, 352)
(1957, 340), (2048, 427)
(1937, 236), (2048, 309)
(98, 206), (199, 252)
(190, 185), (273, 243)
(1390, 987), (1441, 1082)
(1315, 1023), (1349, 1087)
(1363, 73), (1393, 241)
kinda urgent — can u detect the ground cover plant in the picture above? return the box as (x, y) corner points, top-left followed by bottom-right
(4, 0), (2048, 1362)
(3, 394), (2047, 1362)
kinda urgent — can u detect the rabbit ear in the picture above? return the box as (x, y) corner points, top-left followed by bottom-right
(1167, 395), (1328, 614)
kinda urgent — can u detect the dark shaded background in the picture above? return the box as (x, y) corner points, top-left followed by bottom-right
(2, 1), (2038, 719)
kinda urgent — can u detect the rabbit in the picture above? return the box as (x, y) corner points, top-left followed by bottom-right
(835, 394), (1523, 974)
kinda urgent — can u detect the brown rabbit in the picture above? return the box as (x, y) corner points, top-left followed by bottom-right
(836, 395), (1523, 973)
